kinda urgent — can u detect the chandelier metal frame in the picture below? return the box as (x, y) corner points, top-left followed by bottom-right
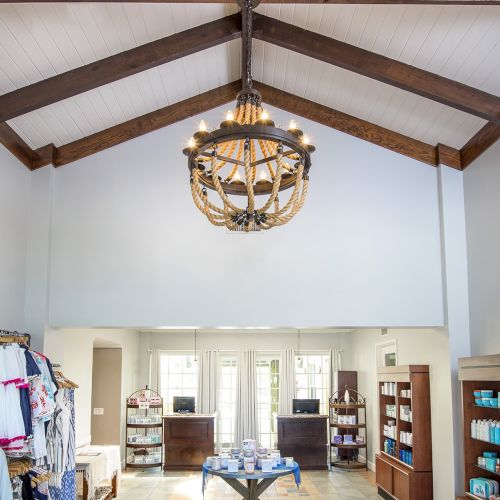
(183, 0), (315, 231)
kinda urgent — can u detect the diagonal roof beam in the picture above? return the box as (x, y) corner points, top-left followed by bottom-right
(26, 80), (461, 170)
(461, 123), (500, 169)
(254, 82), (441, 166)
(0, 14), (241, 123)
(31, 81), (241, 169)
(253, 14), (500, 125)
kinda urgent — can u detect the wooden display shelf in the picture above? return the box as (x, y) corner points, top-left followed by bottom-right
(126, 423), (162, 428)
(376, 365), (432, 500)
(127, 403), (163, 408)
(125, 462), (162, 469)
(330, 403), (366, 409)
(330, 423), (366, 429)
(470, 437), (500, 448)
(126, 443), (162, 449)
(472, 463), (500, 476)
(331, 443), (366, 448)
(459, 354), (500, 498)
(380, 451), (414, 471)
(465, 492), (483, 500)
(331, 459), (366, 470)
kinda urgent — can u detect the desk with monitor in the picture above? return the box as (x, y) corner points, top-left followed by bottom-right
(277, 399), (328, 470)
(163, 396), (215, 470)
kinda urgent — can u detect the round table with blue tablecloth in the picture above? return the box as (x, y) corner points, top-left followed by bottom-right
(202, 461), (301, 499)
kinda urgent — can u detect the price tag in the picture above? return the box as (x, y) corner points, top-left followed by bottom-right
(138, 401), (150, 410)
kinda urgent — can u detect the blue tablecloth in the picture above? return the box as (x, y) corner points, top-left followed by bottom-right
(202, 461), (301, 494)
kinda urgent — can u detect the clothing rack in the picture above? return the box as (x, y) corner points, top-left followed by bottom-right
(7, 458), (31, 479)
(53, 369), (79, 390)
(0, 329), (31, 347)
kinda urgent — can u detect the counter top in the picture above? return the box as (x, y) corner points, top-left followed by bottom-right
(162, 413), (215, 418)
(277, 414), (329, 419)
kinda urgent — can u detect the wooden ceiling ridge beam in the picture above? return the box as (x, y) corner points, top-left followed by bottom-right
(0, 13), (241, 123)
(252, 14), (500, 125)
(3, 1), (500, 4)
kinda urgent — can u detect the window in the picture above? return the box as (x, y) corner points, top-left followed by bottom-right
(159, 353), (198, 414)
(218, 354), (237, 449)
(256, 354), (280, 449)
(295, 353), (330, 415)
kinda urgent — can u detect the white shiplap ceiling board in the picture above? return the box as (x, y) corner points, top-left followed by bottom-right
(252, 40), (487, 149)
(255, 4), (500, 95)
(0, 3), (237, 94)
(0, 3), (498, 161)
(7, 40), (241, 149)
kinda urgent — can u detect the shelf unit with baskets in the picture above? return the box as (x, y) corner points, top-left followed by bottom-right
(126, 388), (164, 470)
(329, 388), (368, 471)
(376, 365), (432, 500)
(458, 354), (500, 500)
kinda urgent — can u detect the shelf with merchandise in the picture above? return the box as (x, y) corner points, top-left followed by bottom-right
(125, 387), (164, 470)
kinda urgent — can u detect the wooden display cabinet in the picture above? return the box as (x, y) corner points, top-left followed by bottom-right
(376, 365), (433, 500)
(458, 354), (500, 500)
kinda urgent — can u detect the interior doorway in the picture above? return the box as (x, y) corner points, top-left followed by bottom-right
(91, 345), (122, 446)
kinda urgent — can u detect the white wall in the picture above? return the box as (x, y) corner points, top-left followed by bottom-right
(0, 148), (30, 331)
(350, 328), (454, 500)
(47, 104), (444, 329)
(43, 328), (140, 462)
(463, 141), (500, 355)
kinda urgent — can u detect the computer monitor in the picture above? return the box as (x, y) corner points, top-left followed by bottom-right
(173, 396), (195, 413)
(292, 398), (320, 414)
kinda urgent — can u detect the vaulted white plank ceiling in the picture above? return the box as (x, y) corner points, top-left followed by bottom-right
(0, 3), (499, 154)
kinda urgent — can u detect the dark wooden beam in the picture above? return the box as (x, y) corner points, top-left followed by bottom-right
(52, 81), (240, 167)
(17, 81), (466, 170)
(3, 1), (500, 4)
(437, 143), (462, 170)
(254, 81), (441, 167)
(253, 15), (500, 125)
(461, 123), (500, 169)
(0, 14), (241, 123)
(0, 123), (35, 170)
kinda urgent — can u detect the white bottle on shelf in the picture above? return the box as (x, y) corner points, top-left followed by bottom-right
(471, 420), (477, 439)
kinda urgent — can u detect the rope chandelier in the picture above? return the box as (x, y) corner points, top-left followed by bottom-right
(183, 0), (315, 232)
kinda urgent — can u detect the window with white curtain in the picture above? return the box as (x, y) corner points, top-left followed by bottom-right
(218, 354), (238, 449)
(158, 352), (198, 413)
(295, 352), (330, 415)
(256, 353), (280, 449)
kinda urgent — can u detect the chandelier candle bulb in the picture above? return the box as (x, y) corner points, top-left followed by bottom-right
(199, 120), (207, 132)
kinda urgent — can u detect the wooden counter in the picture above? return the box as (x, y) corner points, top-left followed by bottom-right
(163, 414), (215, 471)
(277, 415), (328, 470)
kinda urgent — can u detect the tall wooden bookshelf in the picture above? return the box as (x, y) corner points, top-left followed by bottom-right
(376, 365), (433, 500)
(458, 355), (500, 500)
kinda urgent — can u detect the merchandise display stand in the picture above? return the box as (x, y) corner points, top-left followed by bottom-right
(375, 365), (433, 500)
(329, 388), (368, 471)
(126, 388), (163, 469)
(458, 354), (500, 500)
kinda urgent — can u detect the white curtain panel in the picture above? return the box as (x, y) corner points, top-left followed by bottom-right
(234, 350), (258, 445)
(279, 348), (295, 415)
(197, 349), (219, 414)
(149, 348), (160, 394)
(330, 346), (342, 399)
